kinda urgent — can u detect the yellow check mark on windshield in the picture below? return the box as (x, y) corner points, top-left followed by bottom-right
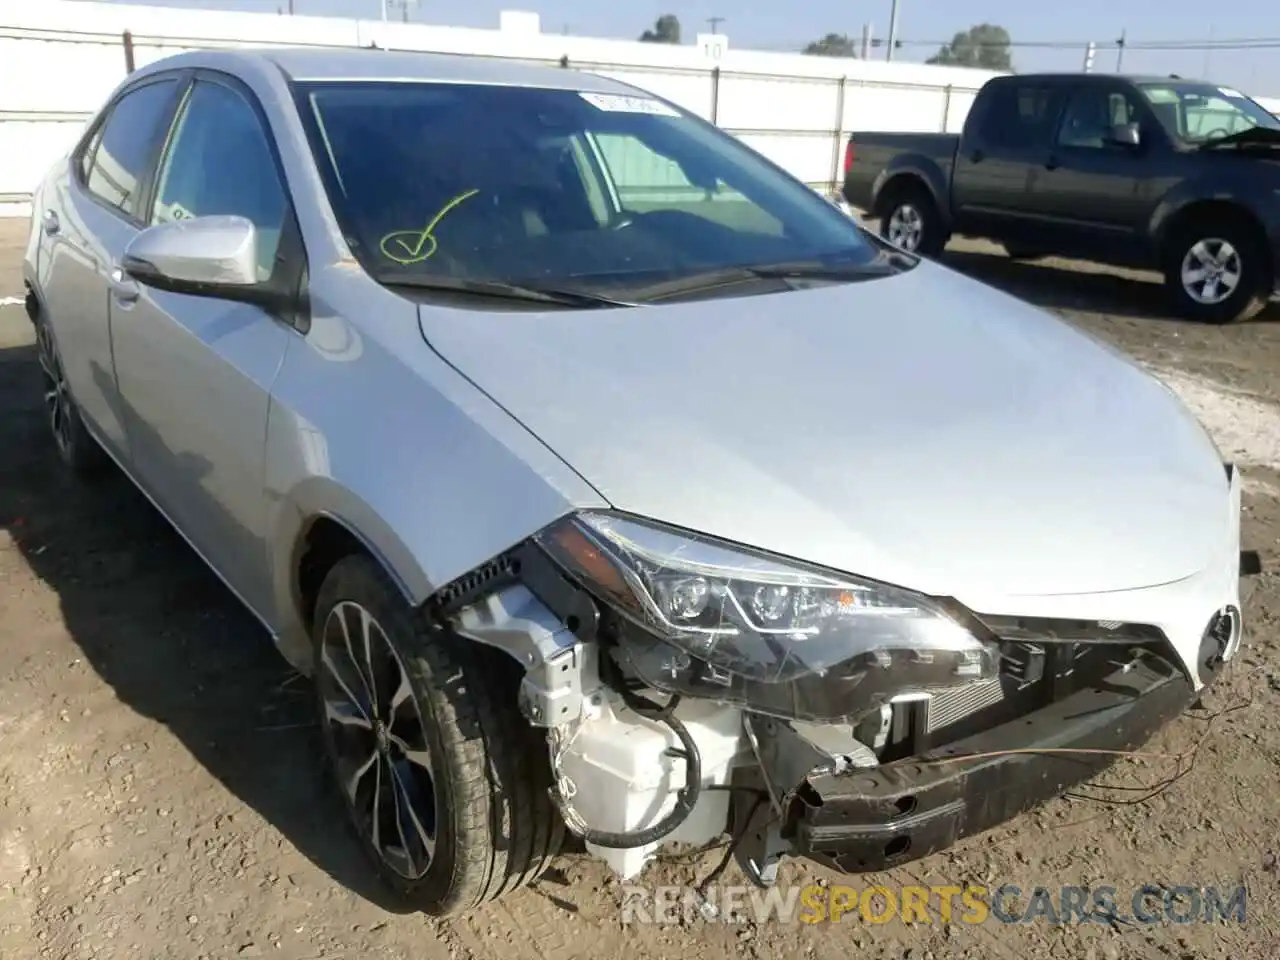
(380, 189), (481, 265)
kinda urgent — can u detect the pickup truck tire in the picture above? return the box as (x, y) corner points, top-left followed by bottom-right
(1162, 220), (1271, 324)
(878, 183), (947, 258)
(312, 554), (565, 916)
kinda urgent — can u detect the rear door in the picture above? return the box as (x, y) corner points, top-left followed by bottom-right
(35, 76), (182, 460)
(951, 79), (1063, 242)
(108, 72), (301, 614)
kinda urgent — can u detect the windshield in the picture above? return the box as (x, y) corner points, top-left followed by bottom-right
(292, 80), (878, 297)
(1137, 81), (1280, 144)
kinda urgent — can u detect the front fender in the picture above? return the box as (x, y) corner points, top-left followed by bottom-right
(263, 276), (608, 671)
(1148, 177), (1280, 254)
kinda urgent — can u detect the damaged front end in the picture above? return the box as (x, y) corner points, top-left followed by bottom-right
(430, 510), (1252, 886)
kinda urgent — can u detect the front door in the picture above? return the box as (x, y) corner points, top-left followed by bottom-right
(108, 73), (298, 615)
(1033, 84), (1155, 262)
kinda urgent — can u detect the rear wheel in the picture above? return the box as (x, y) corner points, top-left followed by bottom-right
(878, 183), (947, 258)
(34, 315), (109, 479)
(312, 554), (564, 916)
(1162, 219), (1271, 324)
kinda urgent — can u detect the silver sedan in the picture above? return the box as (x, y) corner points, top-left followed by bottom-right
(23, 47), (1247, 915)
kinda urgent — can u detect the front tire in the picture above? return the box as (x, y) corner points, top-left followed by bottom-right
(879, 184), (947, 258)
(312, 554), (564, 916)
(1162, 220), (1271, 324)
(34, 316), (109, 479)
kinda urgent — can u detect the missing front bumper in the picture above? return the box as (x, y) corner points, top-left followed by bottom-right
(787, 651), (1196, 874)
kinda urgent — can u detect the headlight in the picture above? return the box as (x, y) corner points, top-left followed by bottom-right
(534, 512), (999, 723)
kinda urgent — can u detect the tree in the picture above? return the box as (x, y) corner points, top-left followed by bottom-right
(926, 24), (1013, 71)
(803, 33), (858, 58)
(639, 14), (681, 44)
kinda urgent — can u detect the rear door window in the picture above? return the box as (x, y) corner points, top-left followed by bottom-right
(82, 79), (180, 219)
(977, 82), (1057, 150)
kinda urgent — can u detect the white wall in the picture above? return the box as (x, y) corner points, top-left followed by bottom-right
(2, 1), (1276, 220)
(0, 0), (1002, 218)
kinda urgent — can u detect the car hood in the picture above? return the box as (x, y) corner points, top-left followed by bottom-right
(416, 262), (1228, 598)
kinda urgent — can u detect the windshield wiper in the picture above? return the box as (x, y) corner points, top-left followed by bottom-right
(628, 257), (903, 303)
(374, 273), (636, 308)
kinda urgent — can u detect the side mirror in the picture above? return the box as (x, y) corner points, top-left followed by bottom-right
(121, 215), (261, 295)
(1105, 122), (1142, 149)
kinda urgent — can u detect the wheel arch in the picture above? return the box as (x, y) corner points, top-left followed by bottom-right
(271, 477), (435, 674)
(1151, 197), (1271, 274)
(871, 160), (950, 230)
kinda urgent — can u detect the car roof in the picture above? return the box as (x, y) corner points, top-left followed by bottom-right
(135, 45), (637, 94)
(989, 72), (1212, 86)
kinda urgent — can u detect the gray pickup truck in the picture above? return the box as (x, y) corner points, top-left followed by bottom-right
(842, 72), (1280, 323)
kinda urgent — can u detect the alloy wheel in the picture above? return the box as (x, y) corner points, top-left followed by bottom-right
(318, 600), (438, 880)
(35, 321), (74, 459)
(1180, 238), (1242, 306)
(887, 203), (924, 252)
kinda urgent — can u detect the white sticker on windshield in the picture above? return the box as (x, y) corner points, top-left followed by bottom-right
(578, 92), (679, 116)
(1219, 87), (1244, 99)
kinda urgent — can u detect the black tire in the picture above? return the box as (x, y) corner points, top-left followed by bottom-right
(1162, 218), (1271, 324)
(34, 315), (110, 479)
(312, 554), (564, 916)
(878, 182), (947, 258)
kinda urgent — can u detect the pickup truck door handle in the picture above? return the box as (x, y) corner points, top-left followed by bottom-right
(108, 267), (140, 305)
(1044, 154), (1060, 170)
(968, 149), (985, 163)
(42, 209), (60, 236)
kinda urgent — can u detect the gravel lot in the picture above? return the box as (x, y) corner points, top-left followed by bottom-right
(2, 217), (1279, 960)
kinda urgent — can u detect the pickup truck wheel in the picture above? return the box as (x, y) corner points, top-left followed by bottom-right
(34, 316), (109, 479)
(1164, 223), (1270, 324)
(312, 554), (564, 916)
(880, 188), (945, 257)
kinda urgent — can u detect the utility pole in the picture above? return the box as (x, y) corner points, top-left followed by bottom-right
(1115, 29), (1126, 72)
(860, 22), (873, 60)
(707, 16), (724, 35)
(885, 0), (899, 61)
(1082, 41), (1096, 73)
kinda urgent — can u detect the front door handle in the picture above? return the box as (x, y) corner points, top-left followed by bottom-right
(1044, 154), (1060, 170)
(969, 149), (985, 163)
(42, 209), (60, 236)
(108, 267), (139, 305)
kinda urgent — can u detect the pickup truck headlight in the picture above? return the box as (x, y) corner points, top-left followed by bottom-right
(534, 512), (998, 722)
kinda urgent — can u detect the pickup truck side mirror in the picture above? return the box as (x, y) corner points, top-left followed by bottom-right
(1104, 122), (1142, 149)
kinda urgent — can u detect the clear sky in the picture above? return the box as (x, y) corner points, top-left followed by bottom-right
(95, 0), (1280, 96)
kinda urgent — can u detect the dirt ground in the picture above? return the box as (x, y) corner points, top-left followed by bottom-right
(2, 216), (1279, 960)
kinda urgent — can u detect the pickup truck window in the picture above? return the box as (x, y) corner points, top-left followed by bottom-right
(1137, 81), (1280, 144)
(976, 82), (1056, 150)
(1056, 88), (1141, 149)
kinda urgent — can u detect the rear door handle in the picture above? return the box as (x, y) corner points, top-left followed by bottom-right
(108, 267), (139, 305)
(1044, 155), (1060, 170)
(42, 209), (60, 236)
(969, 149), (985, 163)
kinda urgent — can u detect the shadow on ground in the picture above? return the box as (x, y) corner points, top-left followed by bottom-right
(0, 335), (414, 915)
(938, 246), (1280, 324)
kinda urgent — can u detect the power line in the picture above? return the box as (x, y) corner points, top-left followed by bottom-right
(892, 36), (1280, 52)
